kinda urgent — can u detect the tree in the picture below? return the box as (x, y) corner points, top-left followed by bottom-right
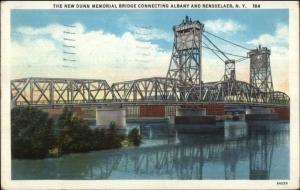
(11, 107), (55, 159)
(91, 128), (106, 150)
(128, 128), (142, 146)
(105, 122), (122, 149)
(57, 108), (93, 153)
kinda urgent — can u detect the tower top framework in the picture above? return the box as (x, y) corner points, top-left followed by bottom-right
(166, 16), (204, 89)
(248, 45), (273, 94)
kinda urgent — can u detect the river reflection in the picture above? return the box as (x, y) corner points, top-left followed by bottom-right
(12, 121), (289, 180)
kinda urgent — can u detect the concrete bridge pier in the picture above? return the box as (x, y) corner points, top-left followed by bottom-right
(96, 107), (127, 130)
(245, 107), (278, 121)
(175, 107), (216, 125)
(176, 107), (207, 116)
(167, 116), (175, 125)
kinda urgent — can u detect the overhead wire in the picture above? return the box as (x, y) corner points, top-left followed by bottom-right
(236, 57), (248, 63)
(202, 45), (248, 59)
(203, 34), (230, 60)
(202, 41), (225, 63)
(203, 30), (252, 51)
(202, 32), (250, 63)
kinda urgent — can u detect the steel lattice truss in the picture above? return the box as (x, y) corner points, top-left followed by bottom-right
(223, 60), (236, 81)
(11, 78), (114, 107)
(111, 77), (289, 105)
(248, 46), (274, 93)
(166, 16), (204, 87)
(10, 17), (290, 108)
(11, 77), (289, 107)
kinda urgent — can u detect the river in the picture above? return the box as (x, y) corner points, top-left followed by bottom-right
(12, 120), (289, 180)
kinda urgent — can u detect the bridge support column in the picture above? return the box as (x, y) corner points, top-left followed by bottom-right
(245, 107), (278, 121)
(96, 107), (126, 129)
(176, 107), (207, 116)
(272, 107), (290, 120)
(175, 106), (216, 125)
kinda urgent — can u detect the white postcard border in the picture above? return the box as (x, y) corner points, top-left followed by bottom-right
(1, 1), (299, 189)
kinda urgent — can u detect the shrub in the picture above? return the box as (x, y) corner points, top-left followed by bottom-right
(11, 107), (55, 159)
(128, 128), (142, 146)
(57, 108), (93, 153)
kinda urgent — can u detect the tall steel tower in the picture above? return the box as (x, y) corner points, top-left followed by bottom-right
(224, 60), (236, 81)
(166, 16), (204, 89)
(248, 45), (273, 93)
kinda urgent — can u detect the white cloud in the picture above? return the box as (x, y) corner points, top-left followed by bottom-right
(11, 22), (289, 94)
(117, 15), (172, 42)
(204, 19), (245, 34)
(128, 24), (173, 42)
(11, 23), (170, 83)
(247, 23), (289, 93)
(248, 23), (288, 48)
(201, 23), (289, 94)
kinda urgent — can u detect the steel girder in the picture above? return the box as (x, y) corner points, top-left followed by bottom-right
(111, 77), (289, 105)
(11, 77), (289, 106)
(111, 77), (181, 101)
(11, 77), (114, 107)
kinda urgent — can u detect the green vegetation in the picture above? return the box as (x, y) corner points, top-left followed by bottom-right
(56, 108), (126, 153)
(128, 128), (142, 146)
(57, 107), (93, 153)
(11, 107), (142, 159)
(11, 107), (55, 159)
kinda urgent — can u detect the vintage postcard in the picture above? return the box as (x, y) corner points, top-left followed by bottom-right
(1, 1), (299, 189)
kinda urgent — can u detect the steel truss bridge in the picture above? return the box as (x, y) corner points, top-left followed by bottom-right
(11, 77), (289, 108)
(11, 16), (289, 108)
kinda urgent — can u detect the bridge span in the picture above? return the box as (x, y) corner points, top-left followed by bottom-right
(11, 16), (290, 119)
(11, 77), (289, 108)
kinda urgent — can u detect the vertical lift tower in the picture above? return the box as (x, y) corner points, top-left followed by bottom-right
(166, 16), (204, 100)
(248, 45), (274, 102)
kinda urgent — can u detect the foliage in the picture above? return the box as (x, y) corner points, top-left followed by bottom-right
(12, 107), (142, 159)
(128, 128), (142, 146)
(57, 108), (93, 153)
(57, 109), (124, 153)
(91, 122), (123, 150)
(106, 122), (123, 148)
(11, 107), (55, 159)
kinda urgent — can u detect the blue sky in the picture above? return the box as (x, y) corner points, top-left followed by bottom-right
(11, 9), (288, 50)
(10, 9), (289, 93)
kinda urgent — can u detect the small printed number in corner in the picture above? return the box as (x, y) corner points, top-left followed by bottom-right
(277, 181), (288, 185)
(253, 4), (260, 8)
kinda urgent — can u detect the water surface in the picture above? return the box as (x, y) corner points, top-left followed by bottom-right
(12, 120), (289, 180)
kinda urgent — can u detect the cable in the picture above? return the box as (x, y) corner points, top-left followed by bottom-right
(202, 45), (248, 58)
(202, 41), (225, 63)
(236, 57), (249, 63)
(203, 34), (230, 60)
(204, 30), (251, 51)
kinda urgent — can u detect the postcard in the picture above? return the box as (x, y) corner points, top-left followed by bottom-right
(1, 1), (299, 189)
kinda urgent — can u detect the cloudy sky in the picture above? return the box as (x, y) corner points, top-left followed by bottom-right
(11, 9), (289, 93)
